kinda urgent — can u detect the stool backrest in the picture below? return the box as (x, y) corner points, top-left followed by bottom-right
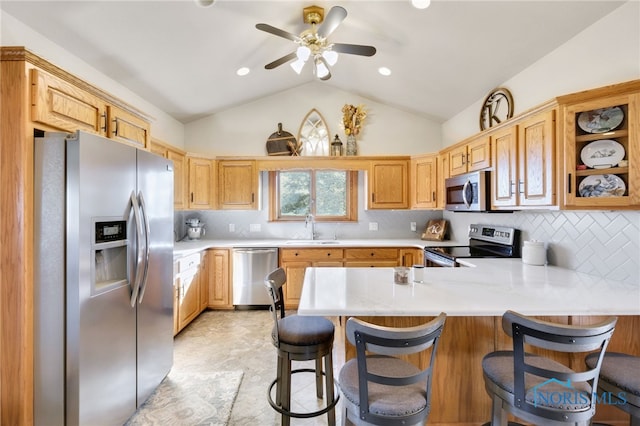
(502, 310), (617, 423)
(264, 267), (287, 346)
(345, 313), (446, 425)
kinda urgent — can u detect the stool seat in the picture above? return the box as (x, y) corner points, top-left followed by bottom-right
(276, 315), (334, 346)
(585, 352), (640, 425)
(339, 356), (429, 418)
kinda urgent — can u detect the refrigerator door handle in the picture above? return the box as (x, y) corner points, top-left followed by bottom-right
(129, 191), (145, 307)
(137, 191), (151, 304)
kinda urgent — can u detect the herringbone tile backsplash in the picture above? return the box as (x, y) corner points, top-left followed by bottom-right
(444, 210), (640, 284)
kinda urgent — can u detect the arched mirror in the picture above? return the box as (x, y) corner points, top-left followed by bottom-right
(298, 109), (330, 156)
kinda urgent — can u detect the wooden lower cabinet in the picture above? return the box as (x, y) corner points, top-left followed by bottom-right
(344, 248), (400, 267)
(342, 315), (640, 425)
(279, 247), (419, 307)
(174, 251), (212, 335)
(207, 249), (232, 309)
(176, 267), (201, 333)
(400, 248), (424, 267)
(280, 248), (344, 307)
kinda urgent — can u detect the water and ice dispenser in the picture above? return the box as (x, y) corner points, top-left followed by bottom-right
(93, 220), (128, 293)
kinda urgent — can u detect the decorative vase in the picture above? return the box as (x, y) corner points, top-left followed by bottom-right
(346, 134), (357, 156)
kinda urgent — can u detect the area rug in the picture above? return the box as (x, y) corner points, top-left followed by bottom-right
(125, 370), (244, 426)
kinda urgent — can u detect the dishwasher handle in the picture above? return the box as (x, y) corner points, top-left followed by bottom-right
(233, 248), (278, 255)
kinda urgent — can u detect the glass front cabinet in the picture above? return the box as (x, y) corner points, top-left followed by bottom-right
(562, 89), (639, 209)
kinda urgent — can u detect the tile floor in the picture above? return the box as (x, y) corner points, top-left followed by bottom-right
(173, 309), (346, 425)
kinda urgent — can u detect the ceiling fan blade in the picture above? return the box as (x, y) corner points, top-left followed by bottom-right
(256, 23), (299, 42)
(317, 6), (347, 38)
(265, 52), (298, 70)
(332, 43), (377, 57)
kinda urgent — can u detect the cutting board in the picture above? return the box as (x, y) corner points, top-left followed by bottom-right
(266, 123), (298, 156)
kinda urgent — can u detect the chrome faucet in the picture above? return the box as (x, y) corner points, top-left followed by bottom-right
(305, 213), (317, 240)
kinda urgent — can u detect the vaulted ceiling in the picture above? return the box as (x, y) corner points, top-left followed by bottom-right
(0, 0), (625, 123)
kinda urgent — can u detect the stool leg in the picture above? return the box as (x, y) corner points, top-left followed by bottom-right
(315, 357), (323, 398)
(276, 356), (283, 406)
(325, 352), (336, 426)
(281, 358), (291, 426)
(491, 395), (507, 426)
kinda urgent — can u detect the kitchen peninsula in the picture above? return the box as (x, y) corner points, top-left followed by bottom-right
(298, 264), (640, 424)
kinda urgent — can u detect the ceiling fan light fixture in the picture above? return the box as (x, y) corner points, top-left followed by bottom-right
(290, 58), (306, 75)
(322, 50), (338, 66)
(296, 46), (311, 61)
(411, 0), (431, 9)
(315, 58), (330, 79)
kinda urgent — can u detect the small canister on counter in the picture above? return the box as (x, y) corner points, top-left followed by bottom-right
(412, 264), (425, 283)
(393, 267), (410, 284)
(522, 240), (547, 265)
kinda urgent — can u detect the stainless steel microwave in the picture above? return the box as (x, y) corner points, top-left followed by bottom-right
(445, 170), (489, 211)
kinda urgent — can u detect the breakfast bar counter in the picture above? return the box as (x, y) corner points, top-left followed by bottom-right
(298, 264), (640, 425)
(297, 260), (640, 317)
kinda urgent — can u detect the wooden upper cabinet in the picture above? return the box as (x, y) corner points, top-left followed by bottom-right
(188, 156), (216, 209)
(518, 109), (556, 207)
(106, 105), (150, 149)
(30, 68), (150, 149)
(167, 149), (187, 210)
(562, 89), (639, 209)
(151, 140), (188, 210)
(368, 160), (409, 209)
(30, 68), (106, 134)
(411, 154), (437, 209)
(491, 125), (518, 207)
(218, 160), (258, 210)
(449, 135), (491, 176)
(491, 107), (556, 209)
(436, 153), (450, 209)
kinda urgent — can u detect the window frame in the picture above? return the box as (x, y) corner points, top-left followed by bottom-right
(268, 170), (358, 222)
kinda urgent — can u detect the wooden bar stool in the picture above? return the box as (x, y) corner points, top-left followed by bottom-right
(264, 267), (339, 426)
(585, 352), (640, 426)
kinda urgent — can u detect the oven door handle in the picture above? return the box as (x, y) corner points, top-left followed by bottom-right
(462, 179), (472, 208)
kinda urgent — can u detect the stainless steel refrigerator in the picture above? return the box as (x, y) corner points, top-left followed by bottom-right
(34, 131), (174, 426)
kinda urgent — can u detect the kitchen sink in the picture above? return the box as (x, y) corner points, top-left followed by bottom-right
(284, 240), (341, 245)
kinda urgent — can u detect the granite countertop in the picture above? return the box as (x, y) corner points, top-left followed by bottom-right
(297, 261), (640, 317)
(173, 238), (456, 259)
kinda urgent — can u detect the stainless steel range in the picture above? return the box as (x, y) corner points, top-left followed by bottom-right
(424, 224), (520, 267)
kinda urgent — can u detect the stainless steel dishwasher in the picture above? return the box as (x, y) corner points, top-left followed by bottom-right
(232, 247), (279, 308)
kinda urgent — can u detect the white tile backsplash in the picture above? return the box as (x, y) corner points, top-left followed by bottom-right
(444, 210), (640, 284)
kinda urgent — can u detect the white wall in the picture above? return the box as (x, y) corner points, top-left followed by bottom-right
(0, 10), (185, 147)
(442, 1), (640, 146)
(185, 81), (442, 156)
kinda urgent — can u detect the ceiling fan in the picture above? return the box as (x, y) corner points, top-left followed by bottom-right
(256, 5), (377, 81)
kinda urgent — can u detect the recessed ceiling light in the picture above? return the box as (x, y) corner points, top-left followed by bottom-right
(412, 0), (431, 9)
(236, 67), (250, 76)
(195, 0), (215, 7)
(378, 67), (392, 76)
